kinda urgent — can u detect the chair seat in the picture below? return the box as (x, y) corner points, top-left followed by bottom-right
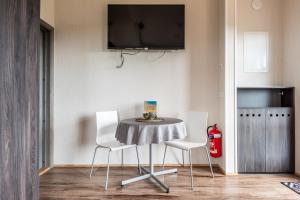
(97, 141), (136, 151)
(165, 140), (207, 151)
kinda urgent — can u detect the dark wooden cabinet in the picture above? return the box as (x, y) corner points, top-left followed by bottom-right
(237, 87), (295, 173)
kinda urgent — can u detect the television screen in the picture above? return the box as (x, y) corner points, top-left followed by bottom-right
(108, 5), (185, 50)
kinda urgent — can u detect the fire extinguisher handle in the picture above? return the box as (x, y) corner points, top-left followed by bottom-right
(207, 125), (214, 136)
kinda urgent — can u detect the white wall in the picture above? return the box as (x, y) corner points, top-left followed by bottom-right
(236, 0), (283, 87)
(218, 0), (226, 171)
(53, 0), (221, 165)
(40, 0), (55, 27)
(282, 0), (300, 175)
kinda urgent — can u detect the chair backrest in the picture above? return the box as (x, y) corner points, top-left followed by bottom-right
(96, 111), (119, 145)
(180, 111), (208, 144)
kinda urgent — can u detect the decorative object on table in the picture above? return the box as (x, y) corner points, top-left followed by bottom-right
(137, 100), (163, 122)
(148, 112), (156, 120)
(281, 182), (300, 195)
(142, 112), (150, 119)
(142, 112), (157, 120)
(144, 100), (157, 113)
(137, 112), (163, 122)
(136, 117), (164, 123)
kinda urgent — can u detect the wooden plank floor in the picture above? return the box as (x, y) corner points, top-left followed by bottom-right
(40, 167), (300, 200)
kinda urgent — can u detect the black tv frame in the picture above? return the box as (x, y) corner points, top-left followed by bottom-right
(107, 4), (185, 51)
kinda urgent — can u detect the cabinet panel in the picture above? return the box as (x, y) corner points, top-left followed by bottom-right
(266, 108), (293, 172)
(238, 109), (266, 173)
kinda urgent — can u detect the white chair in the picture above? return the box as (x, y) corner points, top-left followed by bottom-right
(89, 111), (140, 190)
(162, 111), (214, 190)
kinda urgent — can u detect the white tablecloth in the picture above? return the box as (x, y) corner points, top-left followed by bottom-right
(115, 118), (187, 145)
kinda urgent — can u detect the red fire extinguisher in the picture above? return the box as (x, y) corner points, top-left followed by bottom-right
(207, 124), (222, 158)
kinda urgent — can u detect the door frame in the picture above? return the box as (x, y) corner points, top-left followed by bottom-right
(39, 19), (54, 170)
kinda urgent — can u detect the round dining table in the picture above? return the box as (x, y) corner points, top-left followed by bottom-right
(115, 117), (187, 193)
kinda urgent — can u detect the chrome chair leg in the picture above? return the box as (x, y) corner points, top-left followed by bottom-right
(204, 146), (214, 178)
(135, 146), (141, 174)
(189, 149), (194, 190)
(89, 146), (100, 179)
(162, 145), (168, 170)
(121, 149), (124, 167)
(105, 150), (111, 191)
(182, 149), (185, 167)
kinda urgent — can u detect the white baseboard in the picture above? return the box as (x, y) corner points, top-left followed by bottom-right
(40, 164), (226, 176)
(52, 163), (220, 168)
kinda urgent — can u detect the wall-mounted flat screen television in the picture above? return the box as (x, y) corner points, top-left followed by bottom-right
(107, 5), (185, 50)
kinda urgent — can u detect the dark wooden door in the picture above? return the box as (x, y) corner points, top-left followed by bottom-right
(237, 108), (266, 173)
(0, 0), (40, 199)
(266, 108), (294, 173)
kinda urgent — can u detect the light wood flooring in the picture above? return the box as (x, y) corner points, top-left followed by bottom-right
(40, 166), (300, 200)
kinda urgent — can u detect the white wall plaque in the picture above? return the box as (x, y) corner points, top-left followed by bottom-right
(244, 32), (269, 73)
